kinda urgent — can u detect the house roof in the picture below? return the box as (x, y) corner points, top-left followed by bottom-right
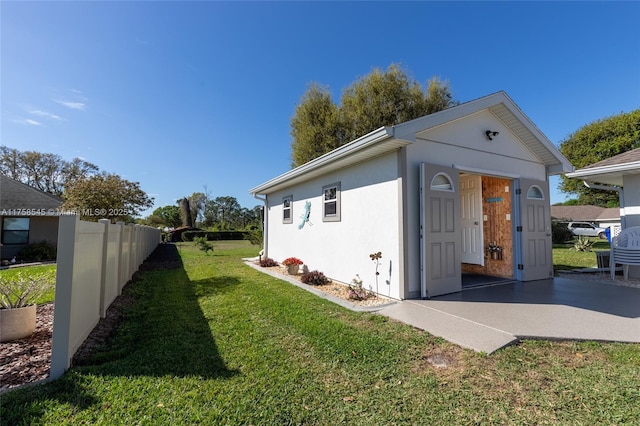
(0, 175), (64, 212)
(551, 205), (620, 222)
(565, 147), (640, 187)
(250, 91), (573, 195)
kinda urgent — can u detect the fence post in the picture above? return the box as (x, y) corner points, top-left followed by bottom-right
(50, 214), (79, 379)
(98, 219), (110, 318)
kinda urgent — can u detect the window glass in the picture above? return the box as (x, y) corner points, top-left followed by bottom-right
(430, 173), (454, 191)
(2, 217), (30, 244)
(322, 183), (341, 222)
(283, 196), (292, 224)
(526, 185), (544, 200)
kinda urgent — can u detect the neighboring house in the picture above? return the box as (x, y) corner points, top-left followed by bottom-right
(0, 174), (64, 261)
(566, 147), (640, 278)
(550, 205), (621, 228)
(250, 91), (573, 299)
(566, 147), (640, 230)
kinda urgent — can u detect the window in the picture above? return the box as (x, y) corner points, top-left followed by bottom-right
(322, 182), (341, 222)
(2, 217), (30, 244)
(430, 173), (454, 191)
(283, 195), (293, 224)
(526, 185), (544, 200)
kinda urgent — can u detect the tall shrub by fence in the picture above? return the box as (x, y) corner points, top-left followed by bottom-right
(50, 215), (161, 379)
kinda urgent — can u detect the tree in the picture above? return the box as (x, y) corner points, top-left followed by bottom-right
(290, 83), (342, 168)
(559, 109), (640, 206)
(290, 64), (458, 167)
(62, 173), (154, 222)
(0, 146), (99, 195)
(207, 196), (242, 230)
(151, 205), (182, 228)
(178, 197), (193, 227)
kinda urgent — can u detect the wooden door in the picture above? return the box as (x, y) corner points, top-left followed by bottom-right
(460, 174), (484, 266)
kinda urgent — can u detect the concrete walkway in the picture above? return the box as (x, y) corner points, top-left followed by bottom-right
(377, 277), (640, 354)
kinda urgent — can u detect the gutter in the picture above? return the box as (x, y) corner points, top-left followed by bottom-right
(253, 193), (268, 258)
(582, 181), (626, 229)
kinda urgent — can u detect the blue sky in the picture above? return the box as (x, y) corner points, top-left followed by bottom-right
(2, 1), (639, 216)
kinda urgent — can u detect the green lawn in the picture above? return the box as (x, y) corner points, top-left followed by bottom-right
(553, 238), (611, 274)
(1, 241), (638, 424)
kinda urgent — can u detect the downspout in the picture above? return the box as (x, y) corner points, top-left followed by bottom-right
(253, 193), (268, 258)
(582, 181), (626, 229)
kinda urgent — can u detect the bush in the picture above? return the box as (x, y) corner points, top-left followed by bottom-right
(552, 221), (574, 244)
(193, 237), (213, 254)
(18, 240), (57, 262)
(259, 257), (278, 267)
(0, 271), (55, 308)
(244, 229), (263, 246)
(573, 235), (594, 252)
(300, 270), (331, 286)
(182, 231), (248, 242)
(348, 274), (375, 301)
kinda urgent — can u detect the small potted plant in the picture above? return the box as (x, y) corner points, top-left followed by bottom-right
(282, 257), (303, 275)
(0, 271), (54, 342)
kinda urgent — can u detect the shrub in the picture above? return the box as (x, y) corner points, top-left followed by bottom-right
(244, 229), (263, 246)
(573, 235), (594, 252)
(0, 271), (55, 309)
(181, 231), (248, 242)
(18, 240), (57, 262)
(259, 257), (278, 267)
(552, 221), (574, 244)
(300, 270), (331, 286)
(348, 274), (375, 301)
(193, 237), (213, 254)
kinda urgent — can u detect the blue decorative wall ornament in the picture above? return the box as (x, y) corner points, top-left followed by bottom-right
(298, 201), (312, 229)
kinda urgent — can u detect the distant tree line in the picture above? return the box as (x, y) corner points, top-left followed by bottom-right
(144, 191), (261, 231)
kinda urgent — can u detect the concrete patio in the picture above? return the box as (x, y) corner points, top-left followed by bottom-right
(378, 277), (640, 354)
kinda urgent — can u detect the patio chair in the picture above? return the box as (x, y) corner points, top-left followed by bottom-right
(610, 226), (640, 280)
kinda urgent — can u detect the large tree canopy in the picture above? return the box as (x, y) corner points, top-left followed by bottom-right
(0, 146), (99, 195)
(559, 109), (640, 206)
(290, 64), (458, 167)
(62, 173), (154, 222)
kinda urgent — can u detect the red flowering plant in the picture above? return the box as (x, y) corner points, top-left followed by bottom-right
(282, 257), (303, 266)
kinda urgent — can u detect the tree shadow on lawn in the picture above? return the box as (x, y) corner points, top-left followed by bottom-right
(0, 243), (239, 423)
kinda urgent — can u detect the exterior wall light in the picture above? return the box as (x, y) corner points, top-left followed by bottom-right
(485, 130), (499, 140)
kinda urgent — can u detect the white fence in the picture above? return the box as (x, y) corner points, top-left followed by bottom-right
(50, 215), (160, 379)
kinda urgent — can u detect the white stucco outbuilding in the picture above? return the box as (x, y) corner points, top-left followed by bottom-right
(250, 91), (573, 299)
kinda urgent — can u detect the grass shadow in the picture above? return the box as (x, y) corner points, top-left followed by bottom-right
(1, 243), (239, 423)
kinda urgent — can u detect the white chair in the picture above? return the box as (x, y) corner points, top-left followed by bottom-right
(610, 226), (640, 280)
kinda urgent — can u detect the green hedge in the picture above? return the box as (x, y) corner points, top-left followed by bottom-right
(181, 230), (248, 241)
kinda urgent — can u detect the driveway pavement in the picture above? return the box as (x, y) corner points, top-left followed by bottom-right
(378, 277), (640, 354)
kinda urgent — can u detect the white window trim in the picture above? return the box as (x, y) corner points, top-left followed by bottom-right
(322, 182), (341, 222)
(282, 195), (293, 224)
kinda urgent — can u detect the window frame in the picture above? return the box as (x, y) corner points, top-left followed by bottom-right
(282, 195), (293, 224)
(322, 182), (341, 222)
(1, 217), (30, 245)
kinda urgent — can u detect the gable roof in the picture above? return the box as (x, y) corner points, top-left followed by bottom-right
(551, 205), (620, 222)
(250, 91), (573, 195)
(565, 147), (640, 186)
(0, 175), (64, 212)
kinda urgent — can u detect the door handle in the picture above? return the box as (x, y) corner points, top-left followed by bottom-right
(474, 221), (479, 225)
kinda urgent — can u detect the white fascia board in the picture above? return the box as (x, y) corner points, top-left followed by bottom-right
(249, 127), (398, 195)
(566, 162), (640, 179)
